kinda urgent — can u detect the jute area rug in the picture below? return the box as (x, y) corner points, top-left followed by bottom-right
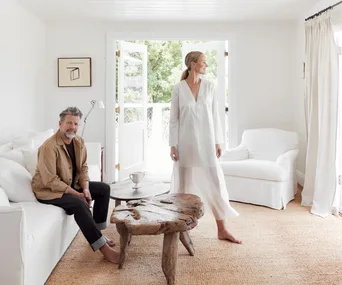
(46, 192), (342, 285)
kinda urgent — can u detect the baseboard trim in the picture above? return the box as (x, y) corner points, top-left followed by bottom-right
(296, 170), (305, 187)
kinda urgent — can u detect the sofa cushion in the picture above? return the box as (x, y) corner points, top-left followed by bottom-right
(0, 158), (37, 202)
(12, 137), (34, 149)
(21, 148), (38, 176)
(0, 187), (10, 207)
(29, 129), (54, 149)
(0, 142), (12, 153)
(11, 202), (67, 248)
(221, 159), (287, 182)
(0, 149), (25, 166)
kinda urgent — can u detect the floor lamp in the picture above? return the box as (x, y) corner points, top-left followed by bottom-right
(81, 100), (105, 137)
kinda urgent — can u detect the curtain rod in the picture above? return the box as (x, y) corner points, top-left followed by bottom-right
(305, 0), (342, 21)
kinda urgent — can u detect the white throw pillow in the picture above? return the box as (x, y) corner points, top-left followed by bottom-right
(12, 136), (34, 149)
(0, 149), (25, 167)
(0, 142), (12, 153)
(0, 187), (10, 207)
(0, 158), (37, 202)
(21, 148), (38, 176)
(32, 129), (54, 148)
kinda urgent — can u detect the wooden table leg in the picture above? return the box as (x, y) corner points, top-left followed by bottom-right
(162, 232), (179, 285)
(116, 223), (130, 269)
(179, 231), (195, 256)
(114, 200), (132, 246)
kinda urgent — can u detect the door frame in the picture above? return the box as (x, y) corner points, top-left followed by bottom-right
(105, 33), (238, 184)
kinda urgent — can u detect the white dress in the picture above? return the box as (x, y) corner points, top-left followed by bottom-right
(169, 79), (238, 220)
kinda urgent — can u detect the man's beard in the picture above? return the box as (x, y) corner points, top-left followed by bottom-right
(64, 131), (76, 139)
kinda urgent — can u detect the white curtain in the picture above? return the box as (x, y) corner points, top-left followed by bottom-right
(333, 33), (342, 215)
(301, 12), (339, 217)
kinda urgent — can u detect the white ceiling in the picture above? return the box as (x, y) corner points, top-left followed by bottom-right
(18, 0), (320, 22)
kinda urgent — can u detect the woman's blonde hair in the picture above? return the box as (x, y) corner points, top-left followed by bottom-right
(180, 51), (203, 81)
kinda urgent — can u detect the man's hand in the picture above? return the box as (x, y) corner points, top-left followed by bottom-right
(83, 188), (92, 208)
(77, 192), (91, 207)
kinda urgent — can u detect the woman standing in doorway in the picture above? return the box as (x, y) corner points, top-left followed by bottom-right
(169, 51), (241, 244)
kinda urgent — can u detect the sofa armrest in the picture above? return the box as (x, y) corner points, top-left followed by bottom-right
(88, 165), (101, 182)
(276, 149), (299, 169)
(85, 142), (101, 167)
(220, 145), (249, 162)
(0, 205), (26, 285)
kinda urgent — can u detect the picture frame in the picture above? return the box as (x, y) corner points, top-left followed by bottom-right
(57, 57), (92, 87)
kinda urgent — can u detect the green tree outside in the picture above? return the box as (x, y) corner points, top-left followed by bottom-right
(125, 40), (219, 103)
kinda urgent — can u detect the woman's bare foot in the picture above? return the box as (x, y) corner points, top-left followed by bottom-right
(99, 244), (120, 263)
(216, 220), (242, 244)
(218, 229), (242, 244)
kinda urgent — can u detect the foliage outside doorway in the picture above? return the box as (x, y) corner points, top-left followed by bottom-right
(116, 40), (227, 176)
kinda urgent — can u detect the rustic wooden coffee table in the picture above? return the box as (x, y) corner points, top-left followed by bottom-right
(110, 193), (204, 285)
(110, 180), (170, 206)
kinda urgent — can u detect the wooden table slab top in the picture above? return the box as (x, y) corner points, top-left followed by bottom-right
(110, 193), (204, 235)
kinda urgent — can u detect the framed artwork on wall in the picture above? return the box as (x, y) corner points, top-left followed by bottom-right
(57, 57), (92, 87)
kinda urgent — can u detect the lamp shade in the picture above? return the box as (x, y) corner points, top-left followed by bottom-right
(90, 100), (105, 109)
(98, 101), (105, 108)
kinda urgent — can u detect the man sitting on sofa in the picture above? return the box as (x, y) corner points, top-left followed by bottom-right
(31, 107), (119, 264)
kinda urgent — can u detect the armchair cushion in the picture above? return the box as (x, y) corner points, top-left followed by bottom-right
(221, 145), (249, 161)
(221, 159), (287, 182)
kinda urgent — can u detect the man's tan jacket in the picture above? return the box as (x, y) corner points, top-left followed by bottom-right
(31, 130), (89, 200)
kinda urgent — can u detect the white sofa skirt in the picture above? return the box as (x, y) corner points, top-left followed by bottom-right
(1, 202), (79, 285)
(225, 176), (297, 210)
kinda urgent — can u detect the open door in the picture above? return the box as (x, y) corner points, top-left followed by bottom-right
(181, 41), (227, 149)
(116, 41), (148, 181)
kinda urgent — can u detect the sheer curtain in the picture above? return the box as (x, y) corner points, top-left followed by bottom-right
(333, 32), (342, 215)
(301, 12), (339, 217)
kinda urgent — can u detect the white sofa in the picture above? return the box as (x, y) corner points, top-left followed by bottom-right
(0, 130), (102, 285)
(220, 128), (299, 210)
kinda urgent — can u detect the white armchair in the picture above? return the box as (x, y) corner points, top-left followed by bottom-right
(220, 128), (299, 210)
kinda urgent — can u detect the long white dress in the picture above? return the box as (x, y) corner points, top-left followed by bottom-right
(169, 79), (239, 220)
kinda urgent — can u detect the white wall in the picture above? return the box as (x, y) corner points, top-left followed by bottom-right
(0, 0), (46, 143)
(293, 20), (306, 177)
(228, 23), (297, 145)
(45, 24), (106, 144)
(45, 21), (297, 148)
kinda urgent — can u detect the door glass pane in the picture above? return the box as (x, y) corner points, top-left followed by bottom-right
(124, 107), (144, 123)
(124, 51), (144, 104)
(204, 50), (218, 87)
